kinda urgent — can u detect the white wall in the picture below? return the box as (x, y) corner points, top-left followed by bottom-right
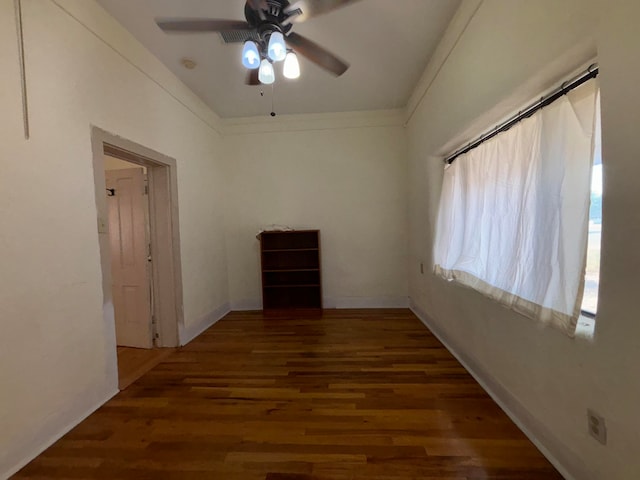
(406, 0), (640, 478)
(0, 1), (229, 477)
(223, 111), (408, 310)
(11, 0), (640, 478)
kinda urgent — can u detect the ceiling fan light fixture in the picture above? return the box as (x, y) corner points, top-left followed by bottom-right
(242, 40), (260, 69)
(258, 58), (275, 84)
(267, 31), (287, 62)
(283, 51), (300, 79)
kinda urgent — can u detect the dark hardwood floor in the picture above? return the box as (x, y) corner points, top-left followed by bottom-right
(117, 346), (175, 390)
(14, 309), (563, 479)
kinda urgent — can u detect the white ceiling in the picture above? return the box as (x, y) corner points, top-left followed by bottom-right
(96, 0), (461, 118)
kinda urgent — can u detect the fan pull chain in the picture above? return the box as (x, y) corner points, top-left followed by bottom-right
(270, 84), (276, 117)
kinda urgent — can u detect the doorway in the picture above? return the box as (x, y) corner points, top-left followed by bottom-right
(104, 157), (153, 349)
(91, 128), (184, 390)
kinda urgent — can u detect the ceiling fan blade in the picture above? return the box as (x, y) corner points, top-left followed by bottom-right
(246, 69), (260, 86)
(156, 18), (252, 33)
(286, 32), (349, 76)
(284, 0), (361, 23)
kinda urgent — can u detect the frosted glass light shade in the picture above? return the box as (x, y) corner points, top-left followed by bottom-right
(267, 31), (286, 62)
(283, 52), (300, 79)
(242, 41), (260, 69)
(258, 59), (275, 84)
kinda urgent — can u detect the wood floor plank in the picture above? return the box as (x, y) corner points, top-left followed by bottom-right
(13, 309), (563, 479)
(117, 346), (175, 390)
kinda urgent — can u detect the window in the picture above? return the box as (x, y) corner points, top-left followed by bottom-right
(581, 112), (602, 316)
(434, 73), (600, 336)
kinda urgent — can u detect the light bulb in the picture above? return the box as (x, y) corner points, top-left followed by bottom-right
(258, 59), (275, 84)
(283, 52), (300, 79)
(242, 41), (260, 69)
(267, 31), (286, 62)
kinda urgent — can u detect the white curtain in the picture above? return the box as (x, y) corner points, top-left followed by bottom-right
(434, 79), (600, 335)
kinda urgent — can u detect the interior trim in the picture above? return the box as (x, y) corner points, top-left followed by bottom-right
(222, 109), (405, 135)
(324, 295), (410, 309)
(180, 302), (231, 346)
(92, 127), (185, 349)
(230, 296), (410, 311)
(3, 387), (118, 479)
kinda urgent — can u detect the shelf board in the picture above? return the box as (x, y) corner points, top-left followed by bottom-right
(262, 248), (319, 253)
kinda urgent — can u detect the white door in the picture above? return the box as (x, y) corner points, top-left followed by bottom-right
(106, 168), (153, 349)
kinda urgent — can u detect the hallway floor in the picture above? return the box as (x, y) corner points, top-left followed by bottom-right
(15, 309), (562, 479)
(117, 346), (175, 390)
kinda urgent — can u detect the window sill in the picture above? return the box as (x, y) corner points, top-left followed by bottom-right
(575, 314), (596, 340)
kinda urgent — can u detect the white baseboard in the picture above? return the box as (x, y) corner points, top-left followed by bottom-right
(3, 386), (118, 479)
(324, 296), (410, 309)
(180, 302), (231, 346)
(230, 296), (410, 311)
(4, 301), (230, 478)
(230, 299), (262, 311)
(409, 298), (590, 480)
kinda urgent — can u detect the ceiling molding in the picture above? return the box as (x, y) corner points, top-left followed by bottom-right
(97, 0), (461, 119)
(221, 109), (405, 136)
(50, 0), (224, 135)
(404, 0), (484, 126)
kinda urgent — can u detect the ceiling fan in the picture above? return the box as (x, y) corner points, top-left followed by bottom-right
(156, 0), (359, 86)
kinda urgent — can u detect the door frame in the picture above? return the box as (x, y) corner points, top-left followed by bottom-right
(91, 127), (183, 348)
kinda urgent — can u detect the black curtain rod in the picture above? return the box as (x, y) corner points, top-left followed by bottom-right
(445, 64), (599, 165)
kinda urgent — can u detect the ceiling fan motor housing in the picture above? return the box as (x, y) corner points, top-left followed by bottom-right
(245, 0), (294, 43)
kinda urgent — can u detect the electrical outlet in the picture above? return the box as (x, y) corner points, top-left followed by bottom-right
(420, 262), (424, 274)
(587, 409), (607, 445)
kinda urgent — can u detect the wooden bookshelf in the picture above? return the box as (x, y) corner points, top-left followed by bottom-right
(258, 230), (322, 311)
